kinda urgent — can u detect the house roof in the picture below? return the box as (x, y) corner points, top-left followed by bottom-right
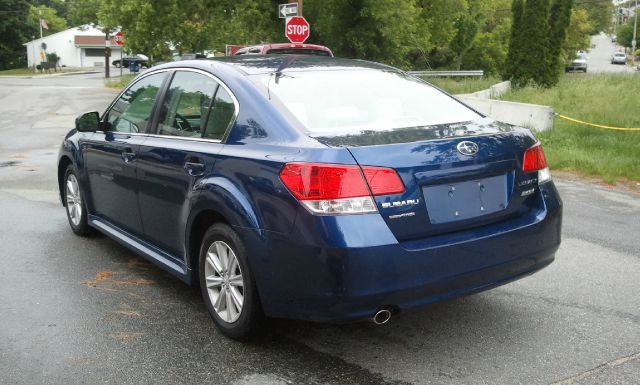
(74, 35), (118, 47)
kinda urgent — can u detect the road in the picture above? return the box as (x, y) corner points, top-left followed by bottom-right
(0, 74), (638, 385)
(586, 33), (635, 73)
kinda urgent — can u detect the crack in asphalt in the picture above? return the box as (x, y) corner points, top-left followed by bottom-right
(496, 289), (640, 324)
(549, 351), (640, 385)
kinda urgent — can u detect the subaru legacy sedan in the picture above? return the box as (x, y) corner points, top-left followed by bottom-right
(58, 56), (562, 339)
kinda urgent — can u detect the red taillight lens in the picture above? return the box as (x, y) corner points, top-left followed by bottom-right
(279, 163), (370, 200)
(279, 163), (405, 215)
(522, 144), (547, 173)
(361, 166), (405, 195)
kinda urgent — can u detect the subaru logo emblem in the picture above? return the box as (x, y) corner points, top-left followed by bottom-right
(457, 141), (479, 156)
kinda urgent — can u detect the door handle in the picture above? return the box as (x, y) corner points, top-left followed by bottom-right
(122, 148), (136, 163)
(184, 160), (206, 176)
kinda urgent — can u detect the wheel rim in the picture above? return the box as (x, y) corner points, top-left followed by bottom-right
(65, 174), (82, 227)
(204, 241), (244, 323)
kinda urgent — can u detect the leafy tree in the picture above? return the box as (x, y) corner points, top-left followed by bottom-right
(306, 0), (427, 69)
(563, 8), (592, 55)
(66, 0), (101, 26)
(616, 21), (635, 49)
(28, 5), (69, 35)
(450, 15), (479, 70)
(577, 1), (613, 34)
(0, 0), (31, 69)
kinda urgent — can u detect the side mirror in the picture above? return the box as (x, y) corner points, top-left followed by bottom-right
(75, 111), (100, 132)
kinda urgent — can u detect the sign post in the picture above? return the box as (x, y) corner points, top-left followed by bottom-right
(114, 31), (124, 77)
(285, 16), (310, 44)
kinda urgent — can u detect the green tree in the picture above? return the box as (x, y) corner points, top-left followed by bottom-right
(616, 21), (635, 49)
(563, 8), (592, 56)
(306, 0), (427, 69)
(66, 0), (101, 26)
(28, 5), (68, 34)
(577, 1), (613, 34)
(0, 0), (31, 69)
(505, 0), (526, 84)
(547, 0), (573, 85)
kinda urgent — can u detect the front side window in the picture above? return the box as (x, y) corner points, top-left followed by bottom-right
(258, 69), (481, 136)
(157, 71), (219, 138)
(107, 72), (166, 133)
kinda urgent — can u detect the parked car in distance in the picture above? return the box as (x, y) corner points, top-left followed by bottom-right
(58, 56), (562, 339)
(611, 52), (627, 65)
(565, 51), (588, 72)
(611, 35), (617, 43)
(112, 56), (149, 68)
(234, 43), (333, 57)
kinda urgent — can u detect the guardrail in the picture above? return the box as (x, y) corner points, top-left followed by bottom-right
(408, 70), (484, 78)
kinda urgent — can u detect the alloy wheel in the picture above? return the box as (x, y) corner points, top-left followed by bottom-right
(65, 174), (83, 227)
(204, 241), (244, 323)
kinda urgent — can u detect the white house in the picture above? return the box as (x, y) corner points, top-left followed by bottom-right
(24, 25), (122, 68)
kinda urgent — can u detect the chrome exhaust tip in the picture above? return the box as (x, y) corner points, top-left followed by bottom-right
(372, 309), (392, 325)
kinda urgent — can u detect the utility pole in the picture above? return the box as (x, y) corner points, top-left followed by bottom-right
(105, 29), (110, 79)
(633, 0), (638, 66)
(297, 0), (302, 16)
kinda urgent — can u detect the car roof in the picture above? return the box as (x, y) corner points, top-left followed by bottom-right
(210, 55), (400, 75)
(152, 55), (401, 76)
(236, 43), (332, 54)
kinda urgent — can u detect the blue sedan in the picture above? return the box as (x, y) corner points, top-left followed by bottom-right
(58, 56), (562, 339)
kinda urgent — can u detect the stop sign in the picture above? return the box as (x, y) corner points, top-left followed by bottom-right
(285, 16), (310, 44)
(114, 31), (123, 46)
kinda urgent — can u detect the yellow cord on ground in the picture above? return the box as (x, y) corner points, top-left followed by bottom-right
(555, 113), (640, 132)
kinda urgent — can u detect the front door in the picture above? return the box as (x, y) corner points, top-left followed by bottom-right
(84, 72), (168, 235)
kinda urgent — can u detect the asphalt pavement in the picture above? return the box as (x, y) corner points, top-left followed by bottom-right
(0, 72), (638, 385)
(585, 33), (635, 73)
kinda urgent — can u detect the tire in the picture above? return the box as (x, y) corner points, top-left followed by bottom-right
(114, 62), (120, 68)
(199, 223), (263, 340)
(63, 165), (92, 236)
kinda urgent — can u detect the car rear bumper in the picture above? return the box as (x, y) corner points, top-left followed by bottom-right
(243, 181), (562, 323)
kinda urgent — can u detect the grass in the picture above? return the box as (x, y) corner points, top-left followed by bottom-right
(426, 76), (502, 95)
(0, 67), (82, 76)
(500, 74), (640, 184)
(104, 74), (136, 89)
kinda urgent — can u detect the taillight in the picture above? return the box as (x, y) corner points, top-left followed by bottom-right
(523, 143), (551, 183)
(361, 166), (405, 195)
(279, 163), (404, 214)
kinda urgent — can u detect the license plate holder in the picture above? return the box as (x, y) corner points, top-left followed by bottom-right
(423, 174), (508, 224)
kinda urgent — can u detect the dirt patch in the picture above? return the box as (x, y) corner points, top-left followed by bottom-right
(83, 271), (155, 291)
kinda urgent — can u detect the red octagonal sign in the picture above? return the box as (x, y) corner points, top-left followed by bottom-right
(285, 16), (310, 44)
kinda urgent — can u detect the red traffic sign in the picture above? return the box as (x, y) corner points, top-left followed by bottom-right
(285, 16), (310, 44)
(114, 31), (124, 46)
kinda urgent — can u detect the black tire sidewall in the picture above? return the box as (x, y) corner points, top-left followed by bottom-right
(63, 166), (91, 236)
(198, 223), (261, 340)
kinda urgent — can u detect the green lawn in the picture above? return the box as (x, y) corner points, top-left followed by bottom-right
(500, 74), (640, 184)
(104, 74), (136, 89)
(426, 76), (502, 95)
(0, 67), (81, 76)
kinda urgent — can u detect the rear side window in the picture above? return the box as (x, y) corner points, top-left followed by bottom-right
(203, 87), (236, 140)
(157, 71), (219, 138)
(107, 72), (166, 133)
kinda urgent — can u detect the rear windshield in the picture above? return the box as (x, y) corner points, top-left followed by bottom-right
(259, 69), (481, 136)
(266, 48), (332, 56)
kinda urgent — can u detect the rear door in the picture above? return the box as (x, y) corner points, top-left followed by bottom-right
(85, 71), (168, 234)
(136, 69), (238, 258)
